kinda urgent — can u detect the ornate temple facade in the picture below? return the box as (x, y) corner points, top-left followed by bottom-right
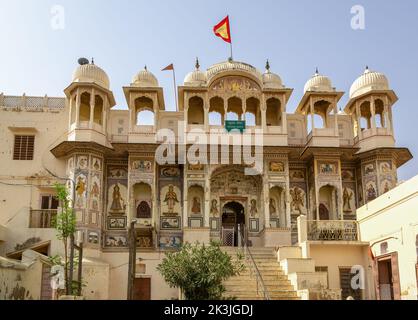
(0, 58), (413, 300)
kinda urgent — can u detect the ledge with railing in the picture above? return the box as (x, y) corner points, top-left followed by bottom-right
(307, 220), (359, 242)
(29, 209), (57, 228)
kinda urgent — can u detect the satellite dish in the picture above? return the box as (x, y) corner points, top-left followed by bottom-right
(78, 57), (90, 66)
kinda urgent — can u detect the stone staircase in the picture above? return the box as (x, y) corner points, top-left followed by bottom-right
(223, 247), (299, 300)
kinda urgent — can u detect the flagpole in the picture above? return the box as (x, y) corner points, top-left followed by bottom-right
(172, 68), (178, 111)
(230, 43), (233, 61)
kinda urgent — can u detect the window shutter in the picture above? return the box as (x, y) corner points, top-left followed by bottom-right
(13, 135), (35, 160)
(390, 252), (401, 300)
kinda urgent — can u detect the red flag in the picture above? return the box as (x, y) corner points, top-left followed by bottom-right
(213, 16), (232, 43)
(162, 63), (174, 71)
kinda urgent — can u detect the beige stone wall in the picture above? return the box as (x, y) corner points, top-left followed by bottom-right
(358, 175), (418, 300)
(308, 243), (373, 299)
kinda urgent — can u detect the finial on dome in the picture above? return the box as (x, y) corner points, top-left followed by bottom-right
(195, 57), (200, 70)
(265, 59), (270, 72)
(91, 57), (95, 65)
(315, 67), (319, 75)
(144, 65), (147, 71)
(364, 65), (370, 73)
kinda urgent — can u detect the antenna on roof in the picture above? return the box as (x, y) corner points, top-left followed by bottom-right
(78, 57), (89, 66)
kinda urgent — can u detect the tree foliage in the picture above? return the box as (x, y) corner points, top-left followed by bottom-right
(157, 241), (245, 300)
(52, 183), (77, 295)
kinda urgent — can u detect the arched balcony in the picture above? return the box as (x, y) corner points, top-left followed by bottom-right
(134, 97), (155, 133)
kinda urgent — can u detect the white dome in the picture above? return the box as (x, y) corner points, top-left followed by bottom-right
(132, 67), (159, 87)
(184, 59), (207, 86)
(72, 62), (110, 89)
(263, 71), (283, 89)
(350, 67), (389, 99)
(206, 60), (263, 83)
(304, 70), (334, 93)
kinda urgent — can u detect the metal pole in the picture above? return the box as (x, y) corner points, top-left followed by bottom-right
(173, 68), (178, 112)
(69, 234), (74, 295)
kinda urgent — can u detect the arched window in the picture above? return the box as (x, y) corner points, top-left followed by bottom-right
(227, 97), (242, 120)
(93, 95), (104, 125)
(360, 101), (371, 130)
(209, 97), (224, 125)
(188, 96), (204, 125)
(79, 92), (91, 122)
(246, 97), (261, 126)
(266, 98), (281, 126)
(70, 96), (77, 125)
(245, 112), (256, 126)
(135, 97), (154, 126)
(375, 99), (385, 128)
(209, 111), (222, 125)
(137, 201), (151, 218)
(314, 114), (325, 128)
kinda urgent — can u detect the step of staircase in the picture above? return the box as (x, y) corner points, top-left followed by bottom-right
(222, 246), (299, 301)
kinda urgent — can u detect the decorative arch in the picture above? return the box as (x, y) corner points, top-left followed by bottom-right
(93, 95), (104, 125)
(188, 96), (204, 125)
(135, 97), (154, 126)
(266, 97), (282, 126)
(209, 96), (225, 125)
(79, 92), (91, 122)
(133, 182), (152, 219)
(246, 97), (261, 126)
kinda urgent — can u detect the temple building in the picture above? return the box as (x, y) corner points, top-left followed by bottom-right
(0, 58), (413, 300)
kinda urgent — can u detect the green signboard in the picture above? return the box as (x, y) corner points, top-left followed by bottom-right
(225, 120), (246, 133)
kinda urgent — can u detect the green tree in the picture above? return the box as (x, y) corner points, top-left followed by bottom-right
(157, 241), (245, 300)
(53, 183), (77, 295)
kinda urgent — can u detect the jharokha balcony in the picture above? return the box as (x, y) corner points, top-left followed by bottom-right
(29, 209), (57, 229)
(307, 220), (359, 242)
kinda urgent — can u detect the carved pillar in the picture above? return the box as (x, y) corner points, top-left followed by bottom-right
(261, 97), (267, 132)
(334, 100), (338, 136)
(89, 89), (95, 129)
(68, 95), (73, 129)
(263, 178), (270, 229)
(183, 178), (188, 228)
(242, 97), (247, 122)
(355, 101), (361, 139)
(281, 95), (287, 133)
(103, 96), (108, 136)
(370, 97), (376, 130)
(310, 97), (315, 133)
(204, 176), (210, 228)
(75, 88), (81, 127)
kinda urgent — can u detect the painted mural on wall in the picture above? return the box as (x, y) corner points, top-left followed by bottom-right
(210, 76), (260, 93)
(159, 234), (182, 249)
(318, 161), (338, 175)
(342, 187), (355, 213)
(105, 234), (128, 248)
(132, 160), (152, 172)
(210, 199), (219, 217)
(365, 181), (377, 202)
(108, 183), (127, 215)
(269, 161), (285, 173)
(290, 187), (307, 215)
(161, 184), (180, 216)
(289, 169), (305, 181)
(191, 197), (201, 214)
(89, 173), (101, 212)
(161, 166), (181, 178)
(75, 174), (87, 209)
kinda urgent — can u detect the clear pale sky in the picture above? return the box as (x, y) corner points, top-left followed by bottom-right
(0, 0), (417, 180)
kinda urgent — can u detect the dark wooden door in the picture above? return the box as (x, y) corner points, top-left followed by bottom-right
(319, 204), (329, 220)
(390, 252), (401, 300)
(132, 278), (151, 300)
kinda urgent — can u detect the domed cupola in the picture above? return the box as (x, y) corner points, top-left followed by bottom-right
(184, 58), (207, 86)
(349, 66), (390, 99)
(72, 58), (110, 89)
(132, 66), (159, 87)
(304, 68), (334, 93)
(262, 60), (284, 89)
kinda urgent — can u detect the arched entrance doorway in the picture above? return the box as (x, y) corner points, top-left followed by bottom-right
(222, 202), (245, 247)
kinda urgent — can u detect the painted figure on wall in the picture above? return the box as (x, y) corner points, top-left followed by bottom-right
(250, 199), (258, 217)
(343, 188), (353, 212)
(269, 198), (277, 216)
(75, 176), (86, 208)
(270, 162), (284, 173)
(191, 197), (201, 214)
(366, 183), (377, 202)
(110, 184), (124, 213)
(290, 187), (305, 214)
(164, 185), (179, 214)
(210, 199), (219, 216)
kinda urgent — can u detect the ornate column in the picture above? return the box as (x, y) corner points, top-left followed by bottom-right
(204, 176), (210, 228)
(75, 88), (81, 127)
(183, 178), (188, 228)
(281, 95), (287, 133)
(370, 97), (376, 130)
(355, 101), (361, 139)
(89, 88), (95, 129)
(242, 96), (247, 122)
(103, 96), (108, 135)
(263, 178), (270, 229)
(334, 99), (339, 136)
(310, 98), (315, 133)
(385, 96), (392, 134)
(68, 95), (73, 129)
(261, 96), (267, 132)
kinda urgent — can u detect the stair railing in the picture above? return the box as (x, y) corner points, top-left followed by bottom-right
(238, 225), (270, 300)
